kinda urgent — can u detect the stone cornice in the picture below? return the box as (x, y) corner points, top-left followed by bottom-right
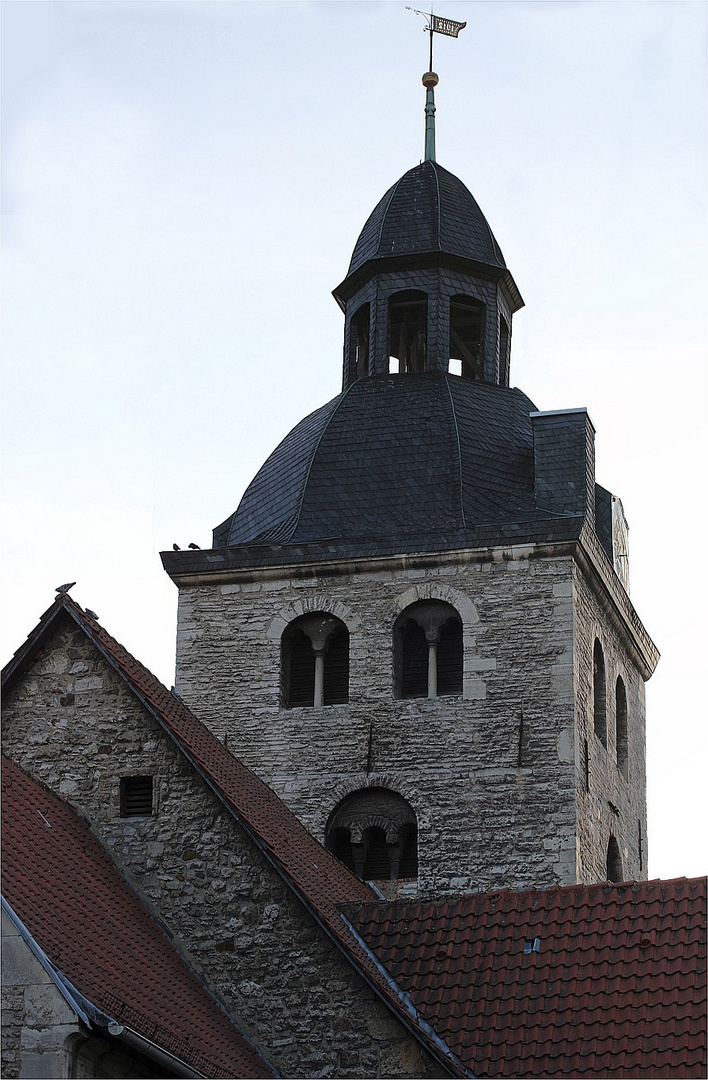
(163, 532), (658, 678)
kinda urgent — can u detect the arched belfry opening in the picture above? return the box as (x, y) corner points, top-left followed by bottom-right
(333, 158), (524, 388)
(394, 600), (463, 699)
(350, 302), (370, 381)
(499, 314), (510, 385)
(388, 290), (428, 374)
(325, 788), (418, 885)
(281, 613), (349, 708)
(448, 295), (484, 379)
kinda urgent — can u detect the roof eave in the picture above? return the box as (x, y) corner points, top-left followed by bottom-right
(333, 251), (523, 310)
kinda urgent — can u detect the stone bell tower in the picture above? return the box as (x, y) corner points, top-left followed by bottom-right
(162, 59), (658, 899)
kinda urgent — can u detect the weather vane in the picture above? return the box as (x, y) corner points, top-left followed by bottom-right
(406, 8), (467, 73)
(405, 8), (466, 162)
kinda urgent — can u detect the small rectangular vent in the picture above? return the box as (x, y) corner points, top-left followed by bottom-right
(120, 775), (153, 817)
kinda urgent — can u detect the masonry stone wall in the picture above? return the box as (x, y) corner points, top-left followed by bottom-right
(1, 626), (442, 1080)
(571, 567), (649, 883)
(174, 549), (582, 895)
(1, 909), (78, 1079)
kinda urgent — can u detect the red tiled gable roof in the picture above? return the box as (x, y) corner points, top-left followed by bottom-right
(342, 878), (707, 1078)
(1, 756), (273, 1079)
(1, 595), (466, 1077)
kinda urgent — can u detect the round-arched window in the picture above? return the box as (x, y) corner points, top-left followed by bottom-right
(394, 600), (462, 699)
(281, 613), (349, 708)
(325, 788), (418, 882)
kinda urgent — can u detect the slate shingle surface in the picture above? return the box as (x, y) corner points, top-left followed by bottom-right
(216, 373), (544, 549)
(347, 161), (506, 276)
(1, 756), (273, 1079)
(343, 878), (708, 1078)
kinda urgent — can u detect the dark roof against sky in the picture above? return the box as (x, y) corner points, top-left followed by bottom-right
(347, 161), (506, 278)
(214, 374), (545, 549)
(343, 877), (708, 1078)
(1, 755), (273, 1079)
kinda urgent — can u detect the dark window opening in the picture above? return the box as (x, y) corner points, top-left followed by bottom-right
(616, 676), (628, 777)
(328, 827), (355, 873)
(362, 826), (390, 880)
(400, 621), (429, 699)
(607, 835), (623, 882)
(388, 290), (428, 374)
(282, 614), (349, 708)
(395, 600), (463, 700)
(449, 295), (485, 380)
(120, 775), (153, 817)
(322, 624), (349, 705)
(593, 639), (607, 746)
(499, 315), (510, 385)
(325, 788), (418, 883)
(437, 616), (463, 696)
(350, 303), (370, 381)
(398, 822), (418, 878)
(286, 628), (316, 708)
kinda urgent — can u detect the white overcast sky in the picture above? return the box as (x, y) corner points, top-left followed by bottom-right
(2, 0), (706, 880)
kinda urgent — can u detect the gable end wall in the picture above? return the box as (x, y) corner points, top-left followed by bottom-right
(1, 626), (443, 1080)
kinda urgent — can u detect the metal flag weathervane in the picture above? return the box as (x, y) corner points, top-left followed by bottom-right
(405, 8), (467, 162)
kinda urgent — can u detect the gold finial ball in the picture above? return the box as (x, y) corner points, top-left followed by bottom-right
(422, 71), (439, 88)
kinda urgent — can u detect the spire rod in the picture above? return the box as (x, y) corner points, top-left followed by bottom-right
(422, 70), (439, 162)
(406, 8), (467, 162)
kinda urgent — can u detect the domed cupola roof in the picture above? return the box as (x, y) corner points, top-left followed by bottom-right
(347, 160), (507, 278)
(334, 159), (522, 321)
(213, 374), (541, 550)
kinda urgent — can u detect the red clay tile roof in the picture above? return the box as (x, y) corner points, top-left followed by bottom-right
(1, 756), (273, 1079)
(2, 595), (466, 1077)
(342, 878), (707, 1078)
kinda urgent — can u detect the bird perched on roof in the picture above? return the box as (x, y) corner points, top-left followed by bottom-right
(55, 582), (76, 594)
(188, 543), (200, 549)
(172, 543), (181, 551)
(85, 609), (99, 620)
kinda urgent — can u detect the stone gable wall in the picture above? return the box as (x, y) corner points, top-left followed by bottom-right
(1, 910), (79, 1080)
(571, 568), (649, 882)
(1, 626), (443, 1080)
(175, 550), (581, 894)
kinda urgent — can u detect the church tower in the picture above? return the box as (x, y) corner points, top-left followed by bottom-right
(162, 53), (658, 898)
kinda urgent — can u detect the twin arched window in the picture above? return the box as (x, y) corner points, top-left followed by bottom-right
(281, 614), (349, 708)
(325, 788), (418, 882)
(281, 600), (464, 708)
(394, 600), (463, 699)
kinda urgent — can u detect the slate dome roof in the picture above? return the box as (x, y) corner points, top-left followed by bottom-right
(214, 374), (540, 549)
(346, 160), (507, 278)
